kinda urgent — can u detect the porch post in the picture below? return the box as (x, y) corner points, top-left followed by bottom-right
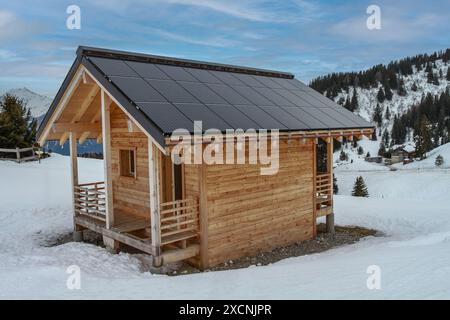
(101, 90), (119, 253)
(149, 139), (162, 267)
(101, 89), (114, 229)
(69, 131), (83, 241)
(326, 137), (335, 234)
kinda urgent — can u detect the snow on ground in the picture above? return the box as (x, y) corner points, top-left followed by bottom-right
(1, 153), (450, 299)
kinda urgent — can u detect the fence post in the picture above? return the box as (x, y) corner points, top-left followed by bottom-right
(16, 148), (21, 163)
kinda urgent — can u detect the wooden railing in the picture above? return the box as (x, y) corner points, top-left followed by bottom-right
(159, 198), (199, 246)
(0, 147), (40, 163)
(74, 181), (106, 222)
(316, 173), (333, 217)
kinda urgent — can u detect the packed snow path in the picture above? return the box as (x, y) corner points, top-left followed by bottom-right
(0, 153), (450, 299)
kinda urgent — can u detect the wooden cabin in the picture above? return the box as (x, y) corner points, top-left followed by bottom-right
(37, 47), (373, 269)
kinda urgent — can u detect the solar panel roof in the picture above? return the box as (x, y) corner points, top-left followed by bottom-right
(38, 46), (373, 146)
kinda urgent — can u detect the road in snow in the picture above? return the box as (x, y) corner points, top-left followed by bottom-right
(0, 152), (450, 299)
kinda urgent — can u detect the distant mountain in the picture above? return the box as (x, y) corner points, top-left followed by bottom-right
(5, 88), (52, 119)
(310, 49), (450, 150)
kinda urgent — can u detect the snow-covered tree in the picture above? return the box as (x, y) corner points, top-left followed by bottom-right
(435, 155), (444, 166)
(352, 176), (369, 197)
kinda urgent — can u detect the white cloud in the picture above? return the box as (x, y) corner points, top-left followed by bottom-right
(150, 28), (239, 47)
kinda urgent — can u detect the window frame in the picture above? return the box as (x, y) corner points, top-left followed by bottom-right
(119, 147), (137, 179)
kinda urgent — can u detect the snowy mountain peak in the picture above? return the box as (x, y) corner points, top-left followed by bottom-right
(4, 87), (52, 118)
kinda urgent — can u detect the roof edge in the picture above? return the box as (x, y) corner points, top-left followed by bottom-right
(77, 46), (294, 79)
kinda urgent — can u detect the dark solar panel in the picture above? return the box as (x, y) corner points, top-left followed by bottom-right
(125, 60), (170, 79)
(282, 107), (328, 129)
(273, 89), (311, 106)
(145, 79), (198, 103)
(89, 57), (138, 77)
(259, 106), (309, 129)
(271, 77), (300, 91)
(156, 64), (197, 81)
(178, 81), (228, 104)
(252, 76), (283, 89)
(237, 105), (287, 129)
(232, 73), (265, 87)
(183, 68), (222, 84)
(231, 86), (275, 106)
(174, 103), (231, 131)
(207, 104), (259, 130)
(206, 84), (251, 105)
(138, 102), (192, 133)
(208, 70), (245, 86)
(109, 76), (166, 102)
(252, 87), (295, 106)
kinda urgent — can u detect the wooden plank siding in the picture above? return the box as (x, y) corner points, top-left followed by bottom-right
(204, 138), (315, 267)
(109, 104), (151, 220)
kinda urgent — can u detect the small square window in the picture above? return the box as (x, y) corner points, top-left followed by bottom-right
(120, 149), (136, 178)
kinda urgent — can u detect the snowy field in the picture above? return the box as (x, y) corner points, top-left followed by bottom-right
(1, 151), (450, 299)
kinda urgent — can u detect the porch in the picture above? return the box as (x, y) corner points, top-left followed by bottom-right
(73, 181), (200, 264)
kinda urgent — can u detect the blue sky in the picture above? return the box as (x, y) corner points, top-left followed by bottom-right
(1, 0), (450, 96)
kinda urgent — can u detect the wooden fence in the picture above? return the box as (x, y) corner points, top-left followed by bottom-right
(0, 147), (40, 163)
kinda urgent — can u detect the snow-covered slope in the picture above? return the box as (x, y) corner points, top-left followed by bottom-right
(1, 155), (450, 299)
(5, 88), (52, 118)
(336, 60), (450, 137)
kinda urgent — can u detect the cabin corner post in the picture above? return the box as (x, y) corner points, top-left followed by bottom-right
(199, 162), (209, 270)
(326, 137), (335, 234)
(149, 140), (162, 267)
(312, 137), (318, 238)
(101, 90), (115, 231)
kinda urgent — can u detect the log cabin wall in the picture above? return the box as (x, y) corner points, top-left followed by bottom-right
(204, 138), (315, 267)
(110, 104), (151, 219)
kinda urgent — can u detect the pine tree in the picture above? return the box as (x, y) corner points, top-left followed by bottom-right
(0, 94), (37, 149)
(350, 89), (358, 112)
(352, 176), (369, 197)
(371, 130), (378, 141)
(333, 174), (339, 194)
(357, 146), (364, 155)
(339, 150), (348, 161)
(414, 115), (433, 160)
(446, 69), (450, 81)
(411, 82), (418, 92)
(373, 104), (383, 127)
(377, 87), (385, 103)
(433, 73), (440, 86)
(397, 78), (407, 96)
(384, 83), (393, 100)
(385, 107), (391, 121)
(382, 129), (390, 146)
(435, 155), (444, 166)
(366, 151), (371, 158)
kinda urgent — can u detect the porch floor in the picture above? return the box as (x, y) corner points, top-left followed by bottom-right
(74, 211), (199, 264)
